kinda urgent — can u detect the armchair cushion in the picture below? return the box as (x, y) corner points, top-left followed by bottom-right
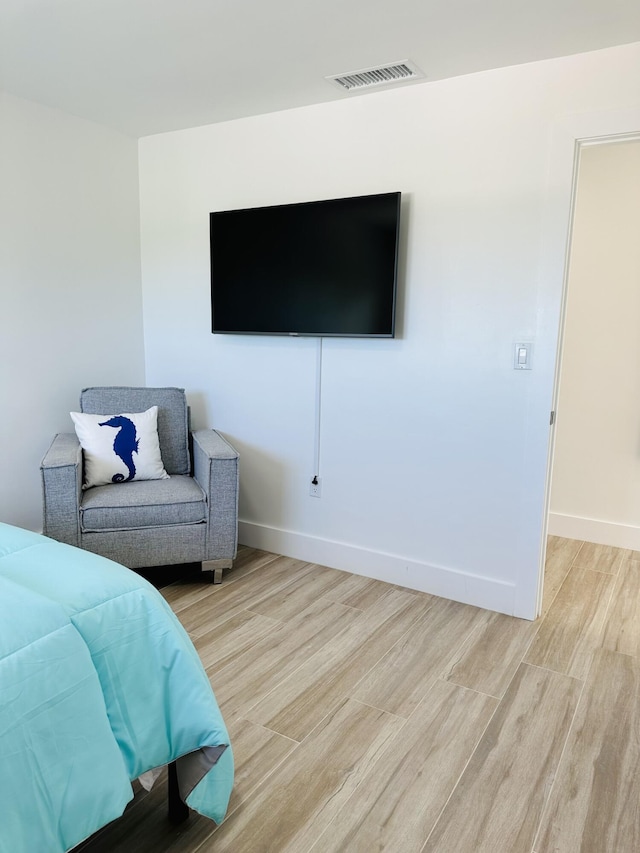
(80, 476), (207, 532)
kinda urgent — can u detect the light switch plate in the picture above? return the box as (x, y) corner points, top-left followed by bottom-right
(514, 342), (533, 370)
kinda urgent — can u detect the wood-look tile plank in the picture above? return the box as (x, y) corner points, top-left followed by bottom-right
(545, 535), (583, 568)
(176, 556), (311, 638)
(199, 698), (405, 853)
(323, 571), (416, 610)
(542, 535), (583, 615)
(444, 611), (539, 698)
(229, 545), (280, 576)
(573, 541), (628, 575)
(160, 547), (279, 612)
(535, 649), (640, 853)
(192, 610), (279, 673)
(210, 546), (282, 586)
(311, 680), (498, 853)
(524, 566), (615, 680)
(246, 562), (348, 621)
(602, 559), (640, 657)
(209, 597), (362, 720)
(224, 717), (297, 813)
(245, 588), (429, 741)
(352, 597), (488, 717)
(160, 580), (217, 613)
(422, 663), (582, 853)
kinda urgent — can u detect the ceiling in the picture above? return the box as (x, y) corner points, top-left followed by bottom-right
(2, 0), (640, 138)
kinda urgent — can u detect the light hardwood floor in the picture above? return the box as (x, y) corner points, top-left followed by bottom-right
(78, 536), (640, 852)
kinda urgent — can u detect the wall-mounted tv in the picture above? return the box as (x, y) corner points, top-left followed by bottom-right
(210, 191), (401, 337)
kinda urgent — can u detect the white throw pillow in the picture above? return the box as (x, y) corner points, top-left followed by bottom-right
(70, 406), (170, 489)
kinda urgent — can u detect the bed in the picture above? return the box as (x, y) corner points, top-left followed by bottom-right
(0, 522), (233, 853)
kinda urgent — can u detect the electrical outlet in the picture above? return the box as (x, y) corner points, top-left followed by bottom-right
(309, 476), (322, 498)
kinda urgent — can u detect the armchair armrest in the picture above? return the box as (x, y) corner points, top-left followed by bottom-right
(40, 433), (82, 546)
(192, 430), (239, 561)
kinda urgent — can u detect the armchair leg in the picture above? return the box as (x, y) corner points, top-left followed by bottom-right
(201, 559), (232, 584)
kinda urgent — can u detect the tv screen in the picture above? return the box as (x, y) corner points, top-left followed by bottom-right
(210, 191), (401, 337)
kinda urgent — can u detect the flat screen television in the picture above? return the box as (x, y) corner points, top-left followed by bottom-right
(210, 191), (401, 337)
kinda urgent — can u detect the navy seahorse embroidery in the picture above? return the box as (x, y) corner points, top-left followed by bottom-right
(99, 416), (139, 482)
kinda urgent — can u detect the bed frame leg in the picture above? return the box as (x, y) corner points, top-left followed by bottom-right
(167, 761), (189, 824)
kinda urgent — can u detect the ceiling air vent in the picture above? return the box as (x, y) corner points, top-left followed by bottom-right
(326, 60), (424, 92)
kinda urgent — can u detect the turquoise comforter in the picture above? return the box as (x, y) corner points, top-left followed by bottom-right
(0, 522), (233, 853)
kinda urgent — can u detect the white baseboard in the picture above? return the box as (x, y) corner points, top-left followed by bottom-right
(238, 520), (518, 616)
(548, 512), (640, 550)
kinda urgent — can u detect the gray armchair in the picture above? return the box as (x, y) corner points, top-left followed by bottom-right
(40, 387), (239, 582)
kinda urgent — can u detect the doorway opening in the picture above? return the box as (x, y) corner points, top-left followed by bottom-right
(538, 130), (640, 616)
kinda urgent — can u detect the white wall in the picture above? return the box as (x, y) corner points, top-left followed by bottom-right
(139, 43), (640, 618)
(0, 94), (145, 531)
(549, 140), (640, 547)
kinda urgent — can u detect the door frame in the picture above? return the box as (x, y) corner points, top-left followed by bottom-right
(533, 108), (640, 618)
